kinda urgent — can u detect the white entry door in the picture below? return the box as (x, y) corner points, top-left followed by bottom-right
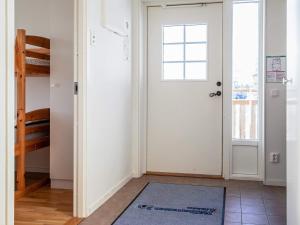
(147, 4), (223, 176)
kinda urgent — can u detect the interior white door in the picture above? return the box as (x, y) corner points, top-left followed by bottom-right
(147, 4), (223, 176)
(287, 0), (300, 224)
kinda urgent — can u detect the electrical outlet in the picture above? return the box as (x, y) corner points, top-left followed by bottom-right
(270, 152), (280, 163)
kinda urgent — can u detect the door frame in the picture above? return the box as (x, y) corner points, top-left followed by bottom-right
(229, 0), (266, 182)
(132, 0), (233, 179)
(0, 0), (15, 224)
(0, 0), (88, 223)
(74, 0), (88, 218)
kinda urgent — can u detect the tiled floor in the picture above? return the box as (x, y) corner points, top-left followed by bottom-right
(81, 175), (286, 225)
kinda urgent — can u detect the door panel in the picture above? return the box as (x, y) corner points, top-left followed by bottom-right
(287, 0), (300, 224)
(147, 4), (223, 175)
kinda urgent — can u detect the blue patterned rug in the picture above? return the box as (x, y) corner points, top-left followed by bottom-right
(113, 182), (225, 225)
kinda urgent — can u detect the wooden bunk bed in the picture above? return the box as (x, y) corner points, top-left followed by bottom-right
(15, 29), (50, 199)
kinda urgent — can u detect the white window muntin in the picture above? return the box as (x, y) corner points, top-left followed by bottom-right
(162, 24), (208, 80)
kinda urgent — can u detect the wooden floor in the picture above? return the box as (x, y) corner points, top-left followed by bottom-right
(15, 172), (50, 200)
(15, 185), (76, 225)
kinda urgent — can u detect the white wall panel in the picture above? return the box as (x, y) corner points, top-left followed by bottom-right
(265, 0), (286, 186)
(49, 0), (74, 188)
(86, 0), (133, 215)
(232, 145), (258, 175)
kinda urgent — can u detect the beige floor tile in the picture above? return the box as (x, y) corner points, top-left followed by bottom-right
(80, 175), (286, 225)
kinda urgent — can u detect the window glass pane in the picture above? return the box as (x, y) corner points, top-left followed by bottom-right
(163, 63), (184, 80)
(185, 62), (207, 80)
(186, 25), (207, 42)
(163, 44), (184, 61)
(232, 2), (259, 140)
(163, 26), (184, 43)
(162, 24), (209, 80)
(185, 44), (207, 61)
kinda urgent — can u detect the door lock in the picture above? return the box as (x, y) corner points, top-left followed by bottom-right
(209, 91), (222, 97)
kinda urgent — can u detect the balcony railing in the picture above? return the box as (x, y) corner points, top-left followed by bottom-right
(232, 90), (258, 140)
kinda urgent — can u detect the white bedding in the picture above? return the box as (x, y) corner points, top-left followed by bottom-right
(26, 57), (50, 66)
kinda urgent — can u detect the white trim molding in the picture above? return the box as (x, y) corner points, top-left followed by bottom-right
(87, 174), (133, 215)
(0, 0), (15, 224)
(222, 0), (233, 180)
(264, 178), (286, 187)
(74, 0), (88, 218)
(132, 0), (148, 177)
(142, 0), (224, 5)
(230, 174), (262, 181)
(258, 0), (266, 185)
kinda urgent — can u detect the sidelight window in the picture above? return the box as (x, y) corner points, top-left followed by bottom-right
(232, 1), (260, 140)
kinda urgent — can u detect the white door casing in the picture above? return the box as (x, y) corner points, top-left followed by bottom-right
(0, 0), (15, 224)
(74, 0), (88, 217)
(147, 4), (223, 175)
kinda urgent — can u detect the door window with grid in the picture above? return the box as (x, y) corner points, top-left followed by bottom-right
(162, 24), (208, 80)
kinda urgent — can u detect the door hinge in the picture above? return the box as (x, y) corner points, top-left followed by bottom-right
(74, 82), (78, 95)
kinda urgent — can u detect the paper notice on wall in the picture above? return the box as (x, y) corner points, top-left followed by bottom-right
(266, 56), (286, 83)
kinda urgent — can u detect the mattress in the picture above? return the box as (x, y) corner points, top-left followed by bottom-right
(15, 120), (50, 142)
(26, 57), (50, 66)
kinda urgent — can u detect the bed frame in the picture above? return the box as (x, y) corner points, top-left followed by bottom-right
(15, 29), (50, 199)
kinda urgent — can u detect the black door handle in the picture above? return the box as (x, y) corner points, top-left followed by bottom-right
(209, 91), (222, 97)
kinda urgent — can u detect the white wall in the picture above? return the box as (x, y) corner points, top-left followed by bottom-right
(15, 0), (50, 173)
(49, 0), (74, 189)
(86, 0), (133, 215)
(265, 0), (286, 186)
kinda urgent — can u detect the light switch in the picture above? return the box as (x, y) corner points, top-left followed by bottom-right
(270, 89), (280, 97)
(90, 30), (96, 46)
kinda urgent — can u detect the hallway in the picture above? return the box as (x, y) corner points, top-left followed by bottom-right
(81, 175), (286, 225)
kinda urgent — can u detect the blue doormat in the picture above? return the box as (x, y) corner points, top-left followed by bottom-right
(113, 183), (226, 225)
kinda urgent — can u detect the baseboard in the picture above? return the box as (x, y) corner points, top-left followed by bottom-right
(88, 173), (133, 215)
(65, 217), (83, 225)
(51, 179), (73, 190)
(132, 172), (143, 178)
(230, 174), (262, 181)
(25, 167), (50, 173)
(264, 179), (286, 187)
(147, 171), (222, 179)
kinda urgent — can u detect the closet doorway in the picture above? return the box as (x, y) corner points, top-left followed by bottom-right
(14, 0), (79, 224)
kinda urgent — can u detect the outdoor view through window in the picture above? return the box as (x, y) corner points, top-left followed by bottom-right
(232, 1), (259, 140)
